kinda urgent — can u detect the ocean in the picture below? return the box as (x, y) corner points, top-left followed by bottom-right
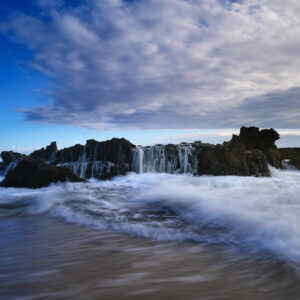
(1, 166), (300, 299)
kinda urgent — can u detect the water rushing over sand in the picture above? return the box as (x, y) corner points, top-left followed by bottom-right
(1, 168), (300, 298)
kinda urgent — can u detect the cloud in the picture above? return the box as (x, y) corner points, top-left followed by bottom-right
(1, 0), (300, 129)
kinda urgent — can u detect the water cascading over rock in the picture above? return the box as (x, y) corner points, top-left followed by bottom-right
(2, 127), (298, 188)
(132, 144), (199, 174)
(54, 138), (135, 179)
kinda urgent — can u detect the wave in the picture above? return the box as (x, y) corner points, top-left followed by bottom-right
(0, 168), (300, 264)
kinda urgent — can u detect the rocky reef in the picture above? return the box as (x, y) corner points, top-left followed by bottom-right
(0, 151), (26, 176)
(0, 126), (299, 188)
(1, 158), (84, 188)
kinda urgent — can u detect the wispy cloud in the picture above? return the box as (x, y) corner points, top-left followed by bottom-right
(1, 0), (300, 129)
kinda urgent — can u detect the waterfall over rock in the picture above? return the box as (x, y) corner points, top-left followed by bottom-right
(132, 144), (198, 175)
(54, 138), (135, 179)
(2, 127), (295, 186)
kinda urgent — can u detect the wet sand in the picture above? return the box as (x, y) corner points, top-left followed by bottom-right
(1, 215), (300, 300)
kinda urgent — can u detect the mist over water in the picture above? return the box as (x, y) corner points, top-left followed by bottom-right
(1, 167), (300, 267)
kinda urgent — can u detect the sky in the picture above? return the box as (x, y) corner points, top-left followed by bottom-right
(0, 0), (300, 153)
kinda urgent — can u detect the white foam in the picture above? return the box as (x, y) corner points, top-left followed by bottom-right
(0, 169), (300, 264)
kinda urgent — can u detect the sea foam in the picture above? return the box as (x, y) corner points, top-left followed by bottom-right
(0, 168), (300, 264)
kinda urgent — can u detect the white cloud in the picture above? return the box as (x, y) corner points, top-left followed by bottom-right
(1, 0), (300, 129)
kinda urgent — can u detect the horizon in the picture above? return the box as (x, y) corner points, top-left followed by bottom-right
(0, 127), (299, 155)
(0, 0), (300, 152)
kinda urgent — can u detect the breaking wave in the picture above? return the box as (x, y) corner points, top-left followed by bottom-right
(0, 167), (300, 264)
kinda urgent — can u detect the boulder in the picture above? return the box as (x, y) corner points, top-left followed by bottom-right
(228, 126), (282, 168)
(0, 158), (84, 188)
(1, 151), (25, 164)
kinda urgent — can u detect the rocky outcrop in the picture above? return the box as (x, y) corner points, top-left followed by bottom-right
(1, 127), (297, 187)
(0, 151), (25, 176)
(54, 138), (136, 179)
(197, 141), (270, 177)
(29, 142), (57, 162)
(227, 126), (282, 168)
(0, 158), (84, 188)
(1, 151), (25, 164)
(279, 148), (300, 170)
(245, 150), (271, 176)
(237, 126), (280, 150)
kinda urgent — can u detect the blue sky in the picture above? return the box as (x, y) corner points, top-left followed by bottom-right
(0, 0), (299, 153)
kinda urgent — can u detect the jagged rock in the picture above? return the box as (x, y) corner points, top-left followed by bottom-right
(1, 151), (25, 164)
(264, 146), (282, 169)
(228, 126), (282, 168)
(29, 142), (57, 162)
(55, 144), (84, 163)
(198, 142), (247, 176)
(279, 148), (300, 170)
(197, 141), (270, 177)
(91, 138), (135, 165)
(0, 158), (84, 188)
(245, 150), (271, 177)
(54, 138), (136, 179)
(237, 126), (280, 150)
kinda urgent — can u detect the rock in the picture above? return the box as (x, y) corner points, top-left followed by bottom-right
(279, 148), (300, 170)
(197, 141), (270, 177)
(1, 151), (25, 164)
(0, 158), (84, 188)
(245, 150), (271, 177)
(0, 163), (6, 175)
(264, 146), (282, 169)
(53, 138), (136, 179)
(91, 138), (135, 165)
(228, 126), (282, 168)
(55, 144), (84, 163)
(29, 142), (57, 162)
(237, 126), (280, 150)
(198, 143), (245, 176)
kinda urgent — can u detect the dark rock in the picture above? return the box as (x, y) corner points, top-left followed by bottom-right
(228, 126), (282, 168)
(198, 143), (248, 176)
(0, 158), (84, 188)
(53, 138), (136, 179)
(55, 144), (85, 162)
(237, 126), (280, 150)
(1, 151), (25, 164)
(92, 138), (135, 165)
(279, 148), (300, 170)
(245, 150), (271, 177)
(0, 162), (6, 175)
(264, 146), (282, 169)
(29, 142), (57, 162)
(54, 138), (135, 166)
(197, 142), (270, 177)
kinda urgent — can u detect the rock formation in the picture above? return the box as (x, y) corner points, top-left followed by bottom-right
(197, 141), (270, 177)
(227, 126), (283, 169)
(1, 151), (25, 164)
(0, 151), (25, 176)
(1, 126), (299, 188)
(29, 142), (57, 162)
(1, 158), (84, 188)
